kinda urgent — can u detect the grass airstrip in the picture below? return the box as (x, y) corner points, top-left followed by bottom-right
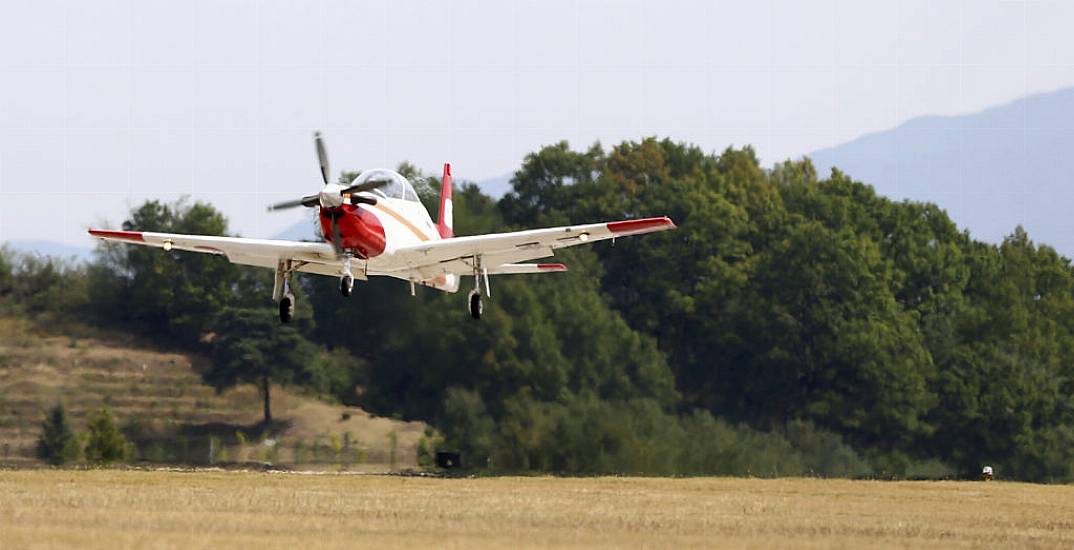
(1, 470), (1072, 549)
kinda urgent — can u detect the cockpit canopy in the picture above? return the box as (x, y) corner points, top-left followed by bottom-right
(351, 169), (420, 202)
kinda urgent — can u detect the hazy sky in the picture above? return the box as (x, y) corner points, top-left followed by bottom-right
(2, 0), (1073, 245)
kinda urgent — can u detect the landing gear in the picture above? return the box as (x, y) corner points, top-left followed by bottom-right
(279, 294), (295, 323)
(274, 260), (298, 324)
(469, 290), (483, 320)
(469, 256), (489, 320)
(340, 253), (355, 297)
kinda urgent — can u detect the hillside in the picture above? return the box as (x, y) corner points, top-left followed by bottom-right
(0, 316), (425, 468)
(810, 86), (1074, 256)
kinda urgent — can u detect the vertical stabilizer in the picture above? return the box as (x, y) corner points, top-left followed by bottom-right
(437, 163), (454, 239)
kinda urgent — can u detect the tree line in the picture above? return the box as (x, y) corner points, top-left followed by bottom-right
(3, 138), (1073, 481)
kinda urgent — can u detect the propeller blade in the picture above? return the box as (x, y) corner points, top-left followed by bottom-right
(341, 178), (391, 195)
(267, 194), (320, 211)
(314, 131), (330, 185)
(331, 213), (343, 254)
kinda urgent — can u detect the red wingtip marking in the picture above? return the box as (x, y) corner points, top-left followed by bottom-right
(443, 163), (451, 177)
(537, 263), (568, 272)
(606, 216), (677, 235)
(89, 229), (144, 242)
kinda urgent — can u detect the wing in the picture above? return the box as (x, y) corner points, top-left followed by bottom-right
(368, 216), (675, 281)
(87, 229), (345, 277)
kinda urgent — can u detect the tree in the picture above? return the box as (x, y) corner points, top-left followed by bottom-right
(203, 307), (349, 425)
(84, 408), (132, 464)
(90, 199), (241, 345)
(499, 140), (604, 227)
(0, 246), (12, 297)
(17, 139), (1074, 480)
(3, 253), (89, 316)
(35, 404), (81, 465)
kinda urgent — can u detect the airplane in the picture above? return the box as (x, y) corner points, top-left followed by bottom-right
(89, 132), (677, 323)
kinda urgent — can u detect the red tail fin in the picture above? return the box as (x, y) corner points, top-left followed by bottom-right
(437, 163), (454, 239)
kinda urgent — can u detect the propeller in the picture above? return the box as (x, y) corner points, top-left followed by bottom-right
(266, 194), (319, 211)
(266, 132), (391, 213)
(265, 131), (392, 255)
(314, 131), (330, 185)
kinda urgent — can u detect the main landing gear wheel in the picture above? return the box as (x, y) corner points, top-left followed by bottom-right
(279, 294), (295, 323)
(340, 275), (354, 297)
(469, 290), (483, 320)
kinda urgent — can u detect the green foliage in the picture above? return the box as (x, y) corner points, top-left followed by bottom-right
(1, 251), (90, 317)
(330, 433), (342, 458)
(0, 246), (13, 297)
(416, 427), (443, 469)
(12, 138), (1074, 480)
(388, 430), (398, 468)
(782, 420), (872, 478)
(292, 439), (307, 464)
(440, 391), (863, 477)
(84, 408), (133, 465)
(203, 306), (355, 424)
(88, 198), (250, 345)
(35, 404), (81, 465)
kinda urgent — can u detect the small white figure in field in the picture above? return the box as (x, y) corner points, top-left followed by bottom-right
(982, 466), (994, 481)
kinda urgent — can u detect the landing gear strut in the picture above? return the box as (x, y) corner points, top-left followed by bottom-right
(274, 260), (296, 323)
(469, 256), (490, 320)
(340, 253), (354, 297)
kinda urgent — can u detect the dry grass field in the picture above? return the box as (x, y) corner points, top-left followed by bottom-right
(1, 470), (1072, 549)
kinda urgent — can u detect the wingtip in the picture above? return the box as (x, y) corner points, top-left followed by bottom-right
(537, 263), (568, 272)
(88, 229), (144, 242)
(607, 216), (677, 235)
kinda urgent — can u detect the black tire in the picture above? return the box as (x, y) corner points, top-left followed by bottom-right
(279, 295), (295, 323)
(469, 291), (483, 320)
(340, 275), (353, 297)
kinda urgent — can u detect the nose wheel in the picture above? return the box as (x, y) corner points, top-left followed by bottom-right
(339, 253), (355, 297)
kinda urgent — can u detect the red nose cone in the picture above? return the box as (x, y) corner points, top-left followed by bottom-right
(320, 205), (386, 258)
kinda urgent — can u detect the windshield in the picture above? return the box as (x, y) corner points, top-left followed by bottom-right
(352, 169), (419, 202)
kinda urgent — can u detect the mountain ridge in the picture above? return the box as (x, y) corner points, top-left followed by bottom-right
(809, 86), (1074, 256)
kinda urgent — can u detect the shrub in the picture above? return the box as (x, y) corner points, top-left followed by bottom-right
(292, 439), (307, 464)
(84, 408), (133, 464)
(388, 430), (398, 468)
(35, 404), (81, 465)
(417, 427), (443, 469)
(783, 420), (873, 478)
(330, 433), (343, 460)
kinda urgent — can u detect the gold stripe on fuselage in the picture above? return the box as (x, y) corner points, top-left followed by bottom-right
(368, 202), (434, 242)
